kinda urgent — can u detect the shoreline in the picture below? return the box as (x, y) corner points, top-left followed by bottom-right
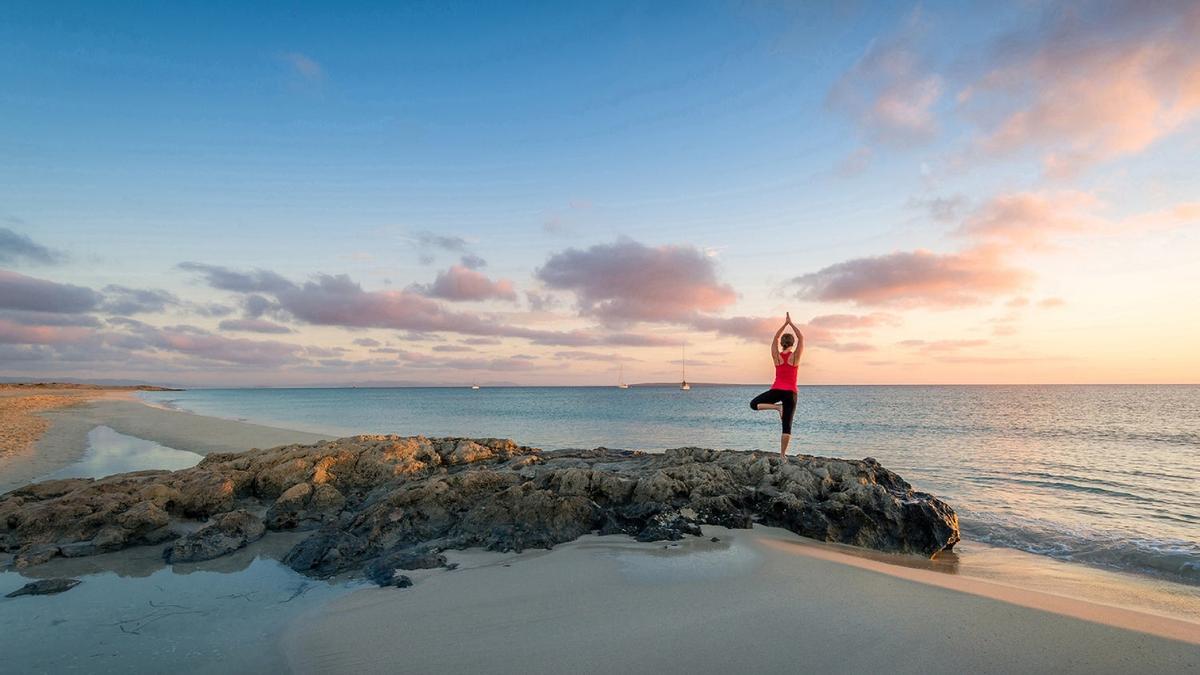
(0, 389), (330, 494)
(284, 526), (1200, 674)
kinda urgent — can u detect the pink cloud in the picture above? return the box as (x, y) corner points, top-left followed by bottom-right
(899, 339), (990, 352)
(0, 319), (92, 345)
(807, 313), (900, 330)
(792, 247), (1028, 307)
(828, 11), (943, 146)
(792, 187), (1196, 309)
(958, 191), (1101, 248)
(181, 263), (674, 348)
(964, 2), (1200, 176)
(817, 342), (877, 353)
(687, 315), (778, 341)
(537, 239), (736, 323)
(151, 329), (305, 366)
(415, 265), (517, 302)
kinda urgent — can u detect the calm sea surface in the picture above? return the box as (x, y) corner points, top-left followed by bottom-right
(140, 385), (1200, 586)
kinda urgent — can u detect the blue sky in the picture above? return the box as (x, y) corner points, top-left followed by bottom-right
(2, 1), (1198, 385)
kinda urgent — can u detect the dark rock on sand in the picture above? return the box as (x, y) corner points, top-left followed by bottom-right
(364, 548), (449, 587)
(164, 510), (265, 564)
(1, 436), (960, 583)
(634, 509), (704, 542)
(5, 578), (81, 597)
(283, 528), (376, 577)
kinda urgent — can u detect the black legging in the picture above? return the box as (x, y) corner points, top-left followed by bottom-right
(750, 389), (797, 435)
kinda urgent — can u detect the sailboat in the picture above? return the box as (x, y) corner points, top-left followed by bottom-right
(617, 364), (629, 389)
(680, 343), (691, 391)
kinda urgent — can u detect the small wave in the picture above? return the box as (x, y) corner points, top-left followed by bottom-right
(968, 475), (1160, 504)
(134, 397), (182, 412)
(961, 516), (1200, 586)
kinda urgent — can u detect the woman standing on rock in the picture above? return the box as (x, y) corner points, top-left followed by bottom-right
(750, 313), (803, 456)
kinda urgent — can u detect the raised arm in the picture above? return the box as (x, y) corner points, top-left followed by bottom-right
(786, 315), (804, 366)
(771, 319), (787, 366)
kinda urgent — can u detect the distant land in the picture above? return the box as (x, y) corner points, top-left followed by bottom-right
(0, 382), (182, 391)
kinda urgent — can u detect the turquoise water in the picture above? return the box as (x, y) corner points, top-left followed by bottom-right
(140, 385), (1200, 586)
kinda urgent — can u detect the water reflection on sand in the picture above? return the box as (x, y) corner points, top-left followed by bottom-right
(40, 426), (203, 481)
(0, 534), (364, 674)
(1, 428), (363, 673)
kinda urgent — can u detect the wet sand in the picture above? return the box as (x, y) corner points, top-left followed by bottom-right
(0, 393), (329, 493)
(285, 526), (1200, 675)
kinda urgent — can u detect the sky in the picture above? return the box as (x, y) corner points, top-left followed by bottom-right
(1, 1), (1198, 386)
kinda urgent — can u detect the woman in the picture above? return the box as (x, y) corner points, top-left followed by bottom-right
(750, 313), (803, 456)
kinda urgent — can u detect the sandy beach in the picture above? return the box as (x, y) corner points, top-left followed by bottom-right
(0, 386), (105, 462)
(0, 387), (329, 493)
(2, 390), (1198, 674)
(284, 526), (1199, 674)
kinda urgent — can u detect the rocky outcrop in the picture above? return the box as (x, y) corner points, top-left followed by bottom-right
(0, 436), (959, 584)
(164, 509), (265, 563)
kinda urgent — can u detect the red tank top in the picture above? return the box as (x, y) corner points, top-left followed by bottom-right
(772, 351), (799, 391)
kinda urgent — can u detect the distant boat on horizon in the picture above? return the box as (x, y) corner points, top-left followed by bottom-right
(618, 364), (629, 389)
(470, 383), (480, 390)
(680, 343), (691, 391)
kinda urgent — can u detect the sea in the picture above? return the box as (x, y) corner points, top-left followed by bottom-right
(138, 384), (1200, 588)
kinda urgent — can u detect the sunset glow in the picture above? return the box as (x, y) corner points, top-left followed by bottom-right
(1, 2), (1197, 386)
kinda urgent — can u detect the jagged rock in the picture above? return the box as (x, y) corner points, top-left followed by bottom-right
(635, 510), (704, 542)
(364, 548), (448, 587)
(1, 436), (960, 579)
(283, 528), (375, 577)
(164, 510), (264, 564)
(265, 482), (345, 530)
(5, 578), (81, 597)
